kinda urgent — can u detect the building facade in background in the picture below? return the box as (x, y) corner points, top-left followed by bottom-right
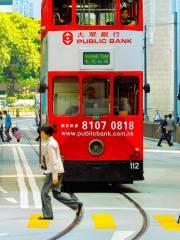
(144, 0), (175, 120)
(0, 0), (13, 12)
(172, 0), (180, 120)
(144, 0), (180, 121)
(0, 0), (41, 19)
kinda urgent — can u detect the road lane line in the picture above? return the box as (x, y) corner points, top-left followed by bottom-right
(12, 147), (29, 208)
(0, 205), (179, 212)
(0, 233), (10, 237)
(17, 146), (41, 208)
(144, 149), (180, 153)
(0, 174), (44, 178)
(0, 144), (39, 147)
(0, 186), (8, 194)
(5, 198), (18, 204)
(111, 231), (135, 240)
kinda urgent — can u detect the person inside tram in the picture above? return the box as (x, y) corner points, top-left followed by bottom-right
(84, 87), (98, 114)
(120, 7), (137, 26)
(53, 11), (66, 25)
(119, 97), (132, 115)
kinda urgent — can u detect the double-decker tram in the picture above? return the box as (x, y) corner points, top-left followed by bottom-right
(40, 0), (146, 183)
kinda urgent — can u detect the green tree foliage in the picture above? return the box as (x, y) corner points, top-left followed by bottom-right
(0, 13), (40, 96)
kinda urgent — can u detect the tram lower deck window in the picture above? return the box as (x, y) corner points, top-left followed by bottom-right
(53, 77), (79, 116)
(83, 77), (110, 116)
(114, 76), (139, 116)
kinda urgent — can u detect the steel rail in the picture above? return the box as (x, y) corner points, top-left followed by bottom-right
(47, 193), (83, 240)
(23, 130), (83, 239)
(121, 192), (149, 240)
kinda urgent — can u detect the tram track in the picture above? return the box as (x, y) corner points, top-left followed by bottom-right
(23, 129), (84, 239)
(23, 129), (40, 157)
(23, 126), (147, 239)
(121, 192), (149, 240)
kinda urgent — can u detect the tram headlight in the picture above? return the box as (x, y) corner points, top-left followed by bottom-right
(88, 139), (104, 156)
(130, 148), (140, 159)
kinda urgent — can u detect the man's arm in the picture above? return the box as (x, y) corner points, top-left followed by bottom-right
(47, 144), (59, 185)
(128, 20), (136, 26)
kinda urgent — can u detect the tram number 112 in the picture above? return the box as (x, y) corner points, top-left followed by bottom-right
(130, 162), (140, 170)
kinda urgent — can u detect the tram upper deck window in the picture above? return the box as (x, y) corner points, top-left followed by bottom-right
(52, 0), (72, 25)
(120, 0), (138, 26)
(76, 0), (116, 25)
(83, 77), (110, 116)
(53, 77), (79, 116)
(114, 76), (139, 116)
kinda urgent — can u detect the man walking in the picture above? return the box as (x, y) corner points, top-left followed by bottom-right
(157, 115), (172, 147)
(0, 111), (4, 142)
(167, 114), (176, 145)
(40, 124), (82, 220)
(3, 110), (12, 142)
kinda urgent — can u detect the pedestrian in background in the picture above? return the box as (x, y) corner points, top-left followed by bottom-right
(153, 110), (161, 123)
(39, 124), (82, 220)
(167, 114), (176, 146)
(157, 115), (172, 147)
(3, 110), (12, 142)
(0, 111), (4, 142)
(35, 110), (40, 141)
(11, 127), (23, 142)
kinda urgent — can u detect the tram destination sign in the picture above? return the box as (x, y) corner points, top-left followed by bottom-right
(83, 52), (110, 65)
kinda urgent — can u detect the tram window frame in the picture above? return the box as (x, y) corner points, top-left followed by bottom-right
(53, 76), (80, 116)
(49, 0), (142, 29)
(114, 76), (139, 116)
(83, 77), (110, 116)
(76, 0), (116, 26)
(52, 0), (72, 25)
(120, 0), (139, 27)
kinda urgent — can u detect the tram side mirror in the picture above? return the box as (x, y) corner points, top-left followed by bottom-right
(38, 83), (48, 93)
(143, 83), (150, 93)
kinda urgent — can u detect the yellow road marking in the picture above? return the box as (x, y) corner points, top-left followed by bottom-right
(154, 214), (180, 231)
(92, 214), (116, 229)
(27, 214), (50, 228)
(144, 144), (149, 148)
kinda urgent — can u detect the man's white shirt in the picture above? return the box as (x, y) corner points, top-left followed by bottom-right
(45, 136), (64, 180)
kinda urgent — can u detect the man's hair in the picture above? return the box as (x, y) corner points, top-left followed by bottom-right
(121, 7), (128, 13)
(3, 110), (7, 114)
(86, 86), (95, 93)
(41, 124), (55, 136)
(168, 114), (172, 118)
(164, 115), (168, 118)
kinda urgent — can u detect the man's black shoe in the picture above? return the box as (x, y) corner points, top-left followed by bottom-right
(38, 216), (53, 220)
(76, 202), (83, 216)
(157, 144), (162, 147)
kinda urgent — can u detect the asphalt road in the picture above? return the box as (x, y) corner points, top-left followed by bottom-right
(0, 117), (180, 240)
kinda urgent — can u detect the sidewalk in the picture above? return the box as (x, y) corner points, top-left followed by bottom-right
(144, 137), (180, 150)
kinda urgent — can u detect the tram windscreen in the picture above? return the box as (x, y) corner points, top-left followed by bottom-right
(114, 76), (139, 116)
(53, 77), (79, 116)
(83, 77), (110, 116)
(76, 0), (116, 25)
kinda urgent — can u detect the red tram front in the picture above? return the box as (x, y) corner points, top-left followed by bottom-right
(40, 0), (144, 183)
